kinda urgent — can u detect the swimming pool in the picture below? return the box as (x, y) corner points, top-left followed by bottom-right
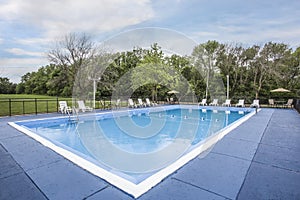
(9, 105), (256, 198)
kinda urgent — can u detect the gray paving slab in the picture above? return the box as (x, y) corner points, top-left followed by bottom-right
(26, 159), (108, 200)
(0, 143), (7, 154)
(212, 137), (258, 161)
(254, 144), (300, 172)
(266, 109), (300, 130)
(140, 178), (227, 200)
(226, 110), (274, 143)
(0, 153), (23, 179)
(0, 172), (47, 200)
(0, 122), (23, 139)
(261, 126), (300, 150)
(237, 162), (300, 200)
(268, 109), (300, 126)
(1, 135), (64, 171)
(174, 152), (251, 199)
(86, 186), (134, 200)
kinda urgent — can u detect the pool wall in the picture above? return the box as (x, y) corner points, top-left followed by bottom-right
(8, 106), (258, 198)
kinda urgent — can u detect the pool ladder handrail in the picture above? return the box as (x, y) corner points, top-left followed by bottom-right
(67, 107), (79, 122)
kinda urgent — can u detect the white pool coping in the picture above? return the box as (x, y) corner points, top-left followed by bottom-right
(8, 106), (259, 198)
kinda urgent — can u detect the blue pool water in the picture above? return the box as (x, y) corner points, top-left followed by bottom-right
(17, 107), (248, 171)
(12, 105), (254, 196)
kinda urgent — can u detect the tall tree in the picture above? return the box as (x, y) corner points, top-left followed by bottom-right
(192, 41), (223, 99)
(253, 42), (291, 98)
(48, 33), (97, 96)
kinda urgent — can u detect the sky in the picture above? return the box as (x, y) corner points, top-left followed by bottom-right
(1, 0), (300, 82)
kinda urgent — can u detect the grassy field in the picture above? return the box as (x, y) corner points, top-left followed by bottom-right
(0, 94), (72, 116)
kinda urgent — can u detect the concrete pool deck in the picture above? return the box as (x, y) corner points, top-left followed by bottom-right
(0, 109), (299, 199)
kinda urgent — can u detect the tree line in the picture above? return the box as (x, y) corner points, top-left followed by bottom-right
(1, 33), (299, 102)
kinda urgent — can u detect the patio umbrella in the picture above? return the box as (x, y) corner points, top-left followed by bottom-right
(167, 90), (179, 94)
(270, 88), (291, 92)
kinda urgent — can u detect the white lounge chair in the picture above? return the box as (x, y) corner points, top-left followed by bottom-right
(198, 99), (207, 106)
(235, 99), (245, 107)
(166, 97), (170, 104)
(128, 98), (136, 108)
(268, 99), (275, 107)
(170, 97), (175, 104)
(222, 99), (231, 107)
(284, 99), (293, 108)
(113, 99), (121, 109)
(250, 99), (260, 108)
(146, 98), (156, 106)
(209, 99), (218, 106)
(59, 101), (72, 114)
(77, 100), (93, 112)
(137, 98), (146, 107)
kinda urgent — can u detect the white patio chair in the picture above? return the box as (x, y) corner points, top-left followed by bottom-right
(209, 99), (218, 106)
(113, 99), (121, 109)
(268, 99), (275, 107)
(170, 97), (175, 104)
(128, 98), (136, 108)
(235, 99), (245, 107)
(222, 99), (231, 107)
(137, 98), (146, 107)
(146, 98), (157, 106)
(284, 99), (293, 108)
(77, 100), (93, 112)
(250, 99), (260, 108)
(59, 101), (72, 114)
(198, 99), (207, 106)
(166, 97), (170, 104)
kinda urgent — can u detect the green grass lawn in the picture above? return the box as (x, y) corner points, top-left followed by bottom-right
(0, 94), (72, 116)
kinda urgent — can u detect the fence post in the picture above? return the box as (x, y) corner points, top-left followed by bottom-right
(22, 100), (25, 115)
(56, 97), (59, 113)
(9, 98), (11, 116)
(46, 100), (49, 113)
(35, 98), (38, 115)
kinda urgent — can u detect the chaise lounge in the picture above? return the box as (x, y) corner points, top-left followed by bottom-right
(77, 100), (93, 112)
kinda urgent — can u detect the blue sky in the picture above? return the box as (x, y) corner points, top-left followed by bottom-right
(1, 0), (300, 82)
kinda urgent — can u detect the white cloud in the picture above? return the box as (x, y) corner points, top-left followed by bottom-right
(193, 31), (219, 38)
(0, 57), (48, 82)
(0, 57), (47, 67)
(15, 37), (52, 46)
(5, 48), (43, 57)
(0, 0), (154, 38)
(102, 28), (197, 55)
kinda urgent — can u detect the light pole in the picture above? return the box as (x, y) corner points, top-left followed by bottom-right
(226, 75), (229, 99)
(205, 68), (209, 99)
(88, 76), (100, 109)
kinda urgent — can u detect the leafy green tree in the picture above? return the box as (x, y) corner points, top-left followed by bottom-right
(0, 77), (16, 94)
(192, 41), (224, 100)
(217, 44), (259, 99)
(253, 42), (291, 98)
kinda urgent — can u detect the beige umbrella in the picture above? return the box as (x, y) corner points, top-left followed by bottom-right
(270, 88), (291, 92)
(167, 90), (179, 94)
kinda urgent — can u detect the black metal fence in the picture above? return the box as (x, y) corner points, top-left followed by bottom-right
(0, 98), (61, 116)
(1, 96), (299, 117)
